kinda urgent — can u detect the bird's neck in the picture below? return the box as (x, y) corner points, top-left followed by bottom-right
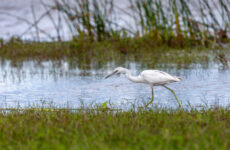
(125, 70), (143, 83)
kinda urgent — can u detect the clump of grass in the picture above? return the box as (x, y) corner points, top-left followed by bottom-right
(3, 0), (230, 47)
(125, 0), (230, 46)
(129, 0), (205, 46)
(0, 107), (229, 150)
(56, 0), (115, 41)
(52, 0), (230, 47)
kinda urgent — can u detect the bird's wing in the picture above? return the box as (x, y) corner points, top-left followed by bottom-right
(140, 70), (180, 85)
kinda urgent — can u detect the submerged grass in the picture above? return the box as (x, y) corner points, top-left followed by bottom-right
(0, 107), (229, 150)
(0, 36), (222, 59)
(1, 36), (228, 71)
(0, 38), (219, 71)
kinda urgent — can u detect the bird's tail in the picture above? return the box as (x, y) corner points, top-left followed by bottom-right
(174, 76), (182, 81)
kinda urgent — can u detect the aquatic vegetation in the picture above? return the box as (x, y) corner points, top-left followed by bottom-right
(51, 0), (230, 47)
(129, 0), (230, 46)
(0, 39), (223, 70)
(56, 0), (115, 41)
(2, 0), (230, 47)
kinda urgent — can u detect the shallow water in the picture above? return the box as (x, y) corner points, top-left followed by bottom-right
(0, 57), (229, 108)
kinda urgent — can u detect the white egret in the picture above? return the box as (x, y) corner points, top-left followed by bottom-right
(105, 67), (182, 107)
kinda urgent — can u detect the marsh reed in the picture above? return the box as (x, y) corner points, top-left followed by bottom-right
(1, 0), (230, 47)
(52, 0), (230, 46)
(55, 0), (115, 41)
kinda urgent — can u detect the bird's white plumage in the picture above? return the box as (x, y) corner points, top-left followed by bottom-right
(140, 70), (181, 86)
(105, 67), (181, 86)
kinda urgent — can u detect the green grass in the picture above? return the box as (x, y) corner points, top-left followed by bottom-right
(0, 107), (229, 150)
(55, 0), (230, 45)
(0, 36), (223, 60)
(1, 36), (229, 72)
(2, 37), (229, 74)
(0, 36), (208, 57)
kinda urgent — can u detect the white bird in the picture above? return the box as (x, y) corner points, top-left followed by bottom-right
(105, 67), (182, 107)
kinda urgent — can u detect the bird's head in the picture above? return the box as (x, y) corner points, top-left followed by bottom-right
(104, 67), (127, 79)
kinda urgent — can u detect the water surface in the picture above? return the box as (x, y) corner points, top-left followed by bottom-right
(0, 56), (229, 108)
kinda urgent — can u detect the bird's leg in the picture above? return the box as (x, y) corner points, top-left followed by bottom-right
(145, 86), (154, 107)
(162, 85), (181, 107)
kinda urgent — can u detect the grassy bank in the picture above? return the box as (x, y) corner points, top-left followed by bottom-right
(0, 108), (229, 150)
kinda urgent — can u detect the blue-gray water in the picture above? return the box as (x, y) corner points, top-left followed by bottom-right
(0, 59), (229, 108)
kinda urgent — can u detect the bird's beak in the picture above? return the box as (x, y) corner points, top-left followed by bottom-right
(104, 70), (118, 79)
